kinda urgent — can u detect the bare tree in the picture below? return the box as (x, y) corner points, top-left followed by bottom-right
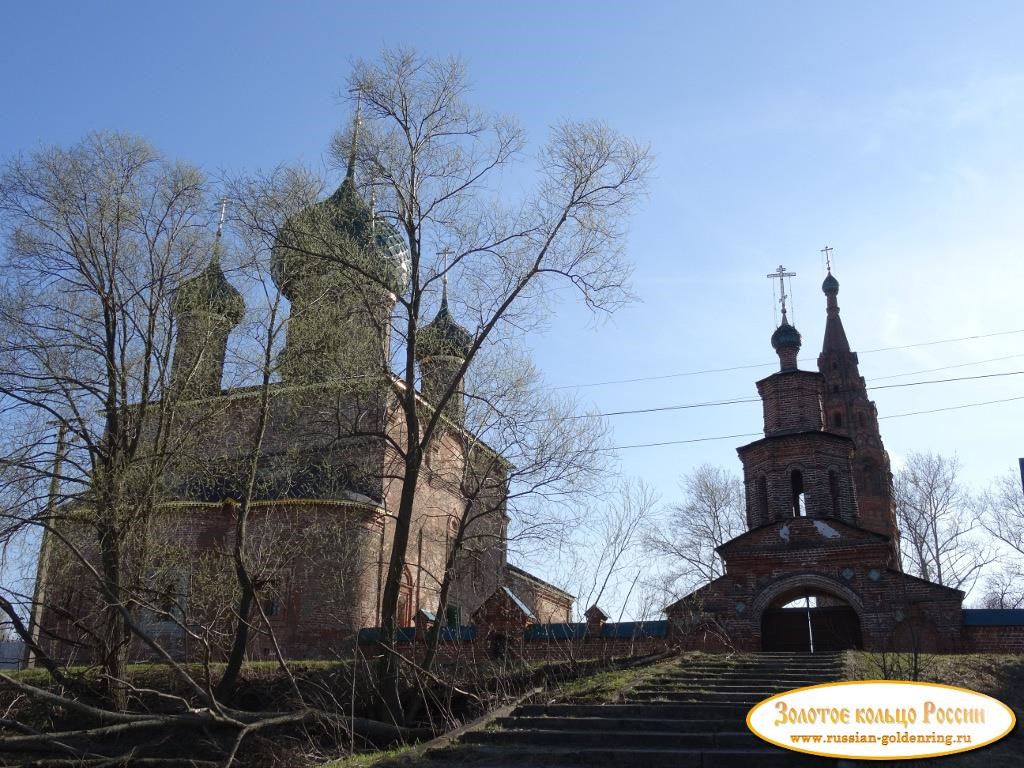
(419, 351), (609, 672)
(0, 133), (214, 706)
(979, 469), (1024, 608)
(232, 48), (650, 721)
(569, 478), (659, 620)
(645, 464), (746, 595)
(894, 451), (993, 595)
(981, 564), (1024, 609)
(0, 135), (435, 767)
(355, 50), (648, 721)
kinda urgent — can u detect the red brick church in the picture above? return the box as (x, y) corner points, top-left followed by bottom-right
(666, 267), (966, 652)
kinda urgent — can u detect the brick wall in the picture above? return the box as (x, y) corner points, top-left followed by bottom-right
(739, 433), (858, 527)
(963, 626), (1024, 653)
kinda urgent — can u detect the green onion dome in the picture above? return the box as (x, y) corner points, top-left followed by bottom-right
(270, 177), (411, 299)
(172, 246), (245, 324)
(770, 319), (802, 351)
(418, 286), (472, 359)
(822, 271), (840, 294)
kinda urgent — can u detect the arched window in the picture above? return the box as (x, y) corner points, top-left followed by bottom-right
(790, 470), (806, 517)
(858, 412), (865, 427)
(757, 475), (769, 523)
(833, 412), (843, 428)
(446, 516), (460, 563)
(829, 470), (841, 517)
(397, 567), (414, 627)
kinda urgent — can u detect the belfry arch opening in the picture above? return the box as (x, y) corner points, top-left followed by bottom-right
(760, 585), (862, 652)
(790, 470), (806, 517)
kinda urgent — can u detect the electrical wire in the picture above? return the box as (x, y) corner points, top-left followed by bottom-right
(553, 369), (1024, 423)
(551, 327), (1024, 390)
(603, 393), (1024, 451)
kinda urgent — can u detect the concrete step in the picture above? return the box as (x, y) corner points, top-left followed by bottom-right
(516, 703), (754, 719)
(427, 744), (836, 767)
(647, 679), (839, 692)
(659, 666), (842, 678)
(627, 690), (777, 703)
(496, 716), (736, 733)
(463, 727), (764, 749)
(433, 653), (844, 768)
(635, 682), (807, 692)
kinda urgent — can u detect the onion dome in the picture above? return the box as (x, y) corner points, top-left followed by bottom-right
(418, 281), (472, 359)
(822, 271), (839, 295)
(172, 244), (245, 324)
(270, 179), (410, 298)
(770, 319), (802, 352)
(270, 108), (410, 299)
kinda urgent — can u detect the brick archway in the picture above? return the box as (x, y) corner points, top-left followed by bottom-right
(753, 574), (864, 652)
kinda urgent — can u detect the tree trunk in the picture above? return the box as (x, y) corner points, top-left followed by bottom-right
(216, 501), (256, 700)
(376, 446), (422, 725)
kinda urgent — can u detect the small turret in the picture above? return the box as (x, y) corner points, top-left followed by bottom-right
(170, 205), (245, 399)
(417, 267), (472, 423)
(771, 319), (802, 371)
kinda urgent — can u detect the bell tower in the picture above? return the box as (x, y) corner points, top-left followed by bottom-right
(737, 266), (859, 530)
(666, 259), (963, 653)
(816, 266), (900, 563)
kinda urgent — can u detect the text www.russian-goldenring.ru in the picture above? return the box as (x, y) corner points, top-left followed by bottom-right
(790, 732), (973, 747)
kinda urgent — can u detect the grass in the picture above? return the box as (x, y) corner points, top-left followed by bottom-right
(545, 654), (690, 704)
(845, 652), (1024, 767)
(7, 657), (353, 683)
(320, 745), (418, 768)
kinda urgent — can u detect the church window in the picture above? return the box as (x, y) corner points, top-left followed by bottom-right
(397, 567), (414, 627)
(858, 413), (865, 427)
(790, 470), (806, 517)
(446, 604), (461, 627)
(829, 470), (841, 517)
(757, 475), (769, 522)
(833, 412), (843, 428)
(446, 516), (459, 563)
(264, 596), (280, 617)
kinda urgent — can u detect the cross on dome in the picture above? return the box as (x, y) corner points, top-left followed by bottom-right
(766, 264), (796, 324)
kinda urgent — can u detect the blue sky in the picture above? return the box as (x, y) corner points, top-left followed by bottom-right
(3, 2), (1023, 605)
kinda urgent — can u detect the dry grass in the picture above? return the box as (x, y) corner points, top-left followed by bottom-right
(846, 652), (1024, 767)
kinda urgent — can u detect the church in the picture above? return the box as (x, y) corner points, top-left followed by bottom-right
(666, 267), (967, 652)
(31, 131), (572, 664)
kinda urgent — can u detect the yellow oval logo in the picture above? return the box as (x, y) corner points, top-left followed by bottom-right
(746, 680), (1016, 760)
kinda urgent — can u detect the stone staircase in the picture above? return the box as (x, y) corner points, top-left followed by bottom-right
(429, 652), (844, 767)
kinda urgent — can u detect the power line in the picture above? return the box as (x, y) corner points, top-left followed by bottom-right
(871, 353), (1024, 381)
(551, 328), (1024, 390)
(535, 396), (759, 422)
(603, 432), (761, 451)
(871, 369), (1024, 391)
(604, 393), (1024, 451)
(860, 329), (1024, 354)
(561, 369), (1024, 423)
(879, 395), (1024, 420)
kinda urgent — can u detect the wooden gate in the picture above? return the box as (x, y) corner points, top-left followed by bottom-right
(762, 606), (862, 652)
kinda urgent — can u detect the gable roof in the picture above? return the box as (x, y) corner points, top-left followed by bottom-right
(505, 563), (575, 600)
(501, 586), (537, 621)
